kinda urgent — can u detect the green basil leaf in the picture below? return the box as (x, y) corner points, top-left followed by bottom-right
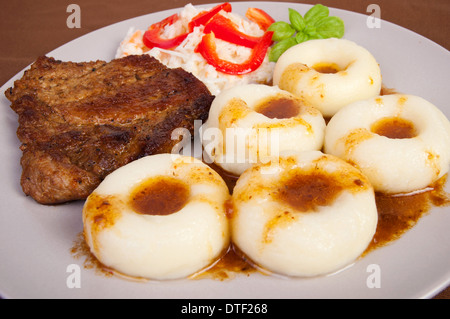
(303, 24), (318, 38)
(304, 4), (329, 25)
(267, 21), (295, 42)
(288, 8), (305, 31)
(315, 16), (345, 38)
(269, 37), (297, 62)
(295, 31), (309, 44)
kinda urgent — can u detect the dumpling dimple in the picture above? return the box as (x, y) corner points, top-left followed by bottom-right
(324, 94), (450, 194)
(201, 84), (326, 176)
(230, 150), (378, 278)
(82, 153), (230, 280)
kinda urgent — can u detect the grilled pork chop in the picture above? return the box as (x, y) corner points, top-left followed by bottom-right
(6, 55), (214, 204)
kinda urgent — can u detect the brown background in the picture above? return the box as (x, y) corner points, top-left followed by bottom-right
(0, 0), (449, 298)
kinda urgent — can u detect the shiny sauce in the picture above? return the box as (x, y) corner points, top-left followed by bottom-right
(276, 172), (344, 212)
(371, 117), (417, 139)
(365, 175), (449, 254)
(254, 97), (300, 119)
(128, 176), (189, 215)
(191, 245), (257, 280)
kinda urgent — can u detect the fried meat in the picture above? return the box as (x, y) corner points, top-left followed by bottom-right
(5, 55), (213, 204)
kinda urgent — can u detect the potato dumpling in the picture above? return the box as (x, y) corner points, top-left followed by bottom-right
(230, 150), (378, 277)
(83, 153), (230, 280)
(202, 84), (325, 176)
(273, 38), (382, 117)
(325, 94), (450, 193)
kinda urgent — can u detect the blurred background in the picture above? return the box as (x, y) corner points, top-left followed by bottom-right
(1, 0), (448, 85)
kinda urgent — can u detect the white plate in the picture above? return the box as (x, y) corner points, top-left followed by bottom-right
(1, 2), (449, 299)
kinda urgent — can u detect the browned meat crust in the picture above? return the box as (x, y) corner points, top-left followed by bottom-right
(5, 55), (213, 204)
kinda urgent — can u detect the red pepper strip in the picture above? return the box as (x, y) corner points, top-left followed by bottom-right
(188, 2), (232, 31)
(143, 14), (189, 49)
(245, 8), (275, 31)
(203, 14), (264, 48)
(197, 31), (274, 75)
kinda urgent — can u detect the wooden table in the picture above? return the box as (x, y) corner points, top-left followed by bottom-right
(0, 0), (448, 299)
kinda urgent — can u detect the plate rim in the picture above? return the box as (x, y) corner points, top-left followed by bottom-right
(1, 1), (449, 299)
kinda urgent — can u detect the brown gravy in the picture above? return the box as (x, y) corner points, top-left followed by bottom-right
(254, 97), (300, 119)
(276, 171), (354, 212)
(128, 176), (189, 216)
(371, 117), (417, 139)
(365, 175), (449, 254)
(71, 232), (115, 278)
(191, 245), (257, 280)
